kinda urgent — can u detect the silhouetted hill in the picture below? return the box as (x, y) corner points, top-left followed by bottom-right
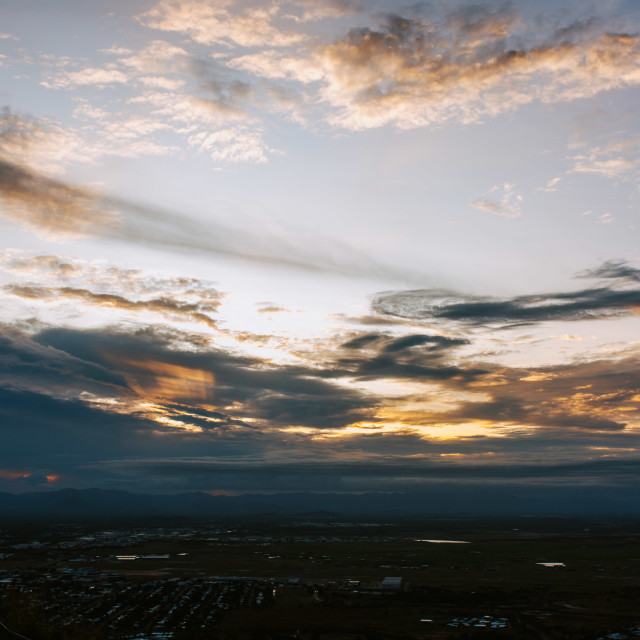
(0, 485), (639, 517)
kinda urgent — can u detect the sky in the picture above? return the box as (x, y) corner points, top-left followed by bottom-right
(1, 0), (640, 503)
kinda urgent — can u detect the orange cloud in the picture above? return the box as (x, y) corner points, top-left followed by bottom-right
(0, 469), (31, 480)
(115, 357), (215, 401)
(139, 0), (305, 48)
(313, 19), (640, 130)
(0, 158), (118, 238)
(5, 284), (220, 329)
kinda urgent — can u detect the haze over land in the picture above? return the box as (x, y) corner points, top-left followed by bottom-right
(1, 0), (640, 512)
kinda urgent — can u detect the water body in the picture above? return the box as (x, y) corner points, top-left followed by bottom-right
(416, 539), (470, 544)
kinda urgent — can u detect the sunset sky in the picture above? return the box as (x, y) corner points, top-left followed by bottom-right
(1, 0), (640, 502)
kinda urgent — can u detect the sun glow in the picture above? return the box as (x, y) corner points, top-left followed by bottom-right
(279, 420), (501, 440)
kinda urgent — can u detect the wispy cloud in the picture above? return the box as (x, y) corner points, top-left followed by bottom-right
(0, 117), (418, 280)
(581, 260), (640, 283)
(469, 182), (523, 218)
(570, 134), (640, 180)
(5, 285), (221, 329)
(0, 157), (118, 238)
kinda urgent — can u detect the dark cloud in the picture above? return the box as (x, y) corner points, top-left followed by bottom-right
(335, 331), (480, 382)
(426, 356), (640, 432)
(0, 325), (130, 396)
(34, 326), (379, 429)
(449, 396), (627, 431)
(0, 385), (157, 467)
(580, 260), (640, 283)
(0, 383), (265, 491)
(340, 353), (486, 381)
(157, 402), (258, 433)
(372, 284), (640, 326)
(341, 333), (384, 349)
(1, 321), (639, 493)
(382, 333), (469, 352)
(246, 393), (374, 429)
(341, 332), (469, 352)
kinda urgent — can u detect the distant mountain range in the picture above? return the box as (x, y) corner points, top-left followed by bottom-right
(0, 485), (638, 517)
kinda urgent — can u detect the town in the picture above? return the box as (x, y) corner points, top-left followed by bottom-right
(1, 517), (640, 639)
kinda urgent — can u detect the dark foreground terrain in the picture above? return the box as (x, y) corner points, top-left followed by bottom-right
(1, 515), (639, 640)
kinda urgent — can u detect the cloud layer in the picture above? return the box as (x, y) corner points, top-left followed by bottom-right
(2, 254), (639, 492)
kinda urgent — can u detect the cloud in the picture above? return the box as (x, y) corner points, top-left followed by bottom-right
(4, 285), (221, 329)
(334, 331), (478, 382)
(469, 182), (523, 218)
(341, 332), (469, 352)
(307, 12), (640, 130)
(570, 134), (640, 180)
(28, 5), (640, 174)
(538, 176), (562, 192)
(581, 260), (640, 283)
(372, 281), (640, 326)
(40, 41), (274, 164)
(0, 253), (228, 353)
(187, 125), (271, 163)
(138, 0), (306, 48)
(33, 326), (379, 431)
(118, 40), (192, 75)
(256, 301), (290, 314)
(228, 49), (324, 83)
(44, 67), (129, 89)
(3, 323), (377, 438)
(438, 355), (640, 433)
(1, 313), (638, 491)
(0, 252), (224, 302)
(0, 385), (155, 469)
(283, 0), (356, 22)
(341, 332), (385, 349)
(292, 329), (481, 394)
(0, 325), (131, 397)
(0, 108), (90, 173)
(0, 157), (118, 238)
(447, 396), (627, 432)
(342, 354), (486, 382)
(382, 334), (470, 352)
(0, 122), (418, 279)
